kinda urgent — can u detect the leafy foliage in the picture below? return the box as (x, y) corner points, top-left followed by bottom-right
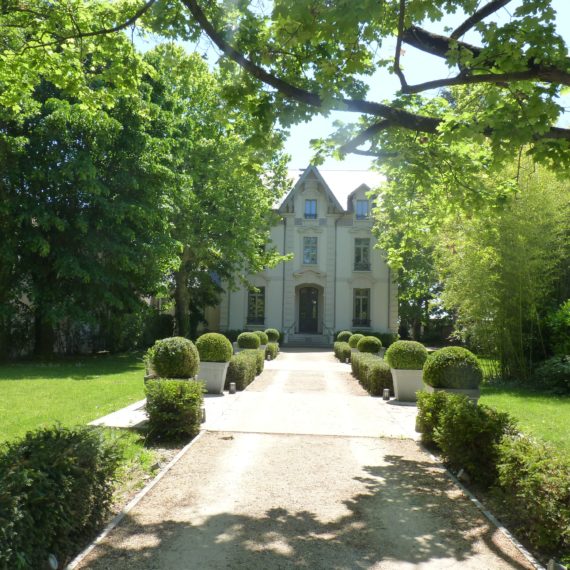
(356, 336), (382, 354)
(225, 351), (257, 391)
(196, 333), (232, 363)
(264, 328), (281, 343)
(265, 342), (279, 360)
(336, 331), (352, 342)
(147, 337), (199, 379)
(253, 330), (269, 345)
(385, 340), (427, 370)
(144, 379), (204, 441)
(333, 341), (351, 362)
(416, 391), (454, 447)
(533, 356), (570, 395)
(243, 349), (265, 376)
(0, 425), (120, 569)
(546, 300), (570, 357)
(348, 334), (364, 348)
(423, 347), (483, 389)
(237, 332), (260, 349)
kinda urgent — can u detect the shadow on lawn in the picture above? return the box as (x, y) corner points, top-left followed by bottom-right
(81, 453), (528, 570)
(0, 353), (143, 382)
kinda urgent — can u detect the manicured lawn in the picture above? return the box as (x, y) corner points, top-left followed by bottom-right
(480, 385), (570, 457)
(0, 353), (145, 442)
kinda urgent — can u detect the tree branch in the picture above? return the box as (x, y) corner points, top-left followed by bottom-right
(340, 120), (394, 154)
(451, 0), (513, 39)
(402, 25), (482, 59)
(394, 0), (408, 89)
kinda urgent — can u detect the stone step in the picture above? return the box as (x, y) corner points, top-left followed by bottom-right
(285, 334), (332, 347)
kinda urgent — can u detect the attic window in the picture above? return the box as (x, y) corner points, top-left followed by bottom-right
(304, 199), (317, 219)
(356, 199), (369, 220)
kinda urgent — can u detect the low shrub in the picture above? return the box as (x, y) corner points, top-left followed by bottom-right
(416, 391), (456, 447)
(434, 396), (516, 486)
(495, 435), (570, 559)
(145, 379), (204, 441)
(385, 340), (428, 370)
(546, 299), (570, 356)
(225, 351), (257, 390)
(333, 341), (351, 362)
(223, 329), (245, 342)
(533, 355), (570, 394)
(423, 346), (483, 389)
(243, 348), (264, 375)
(237, 332), (260, 349)
(253, 330), (269, 345)
(357, 336), (382, 354)
(146, 337), (200, 379)
(196, 333), (232, 363)
(266, 342), (279, 360)
(348, 333), (364, 348)
(265, 328), (281, 343)
(0, 425), (121, 569)
(336, 330), (352, 342)
(352, 331), (399, 347)
(364, 358), (393, 396)
(351, 351), (376, 380)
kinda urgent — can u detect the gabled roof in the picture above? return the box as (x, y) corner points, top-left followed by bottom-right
(276, 166), (384, 212)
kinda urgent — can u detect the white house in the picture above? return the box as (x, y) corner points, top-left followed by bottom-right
(209, 165), (398, 345)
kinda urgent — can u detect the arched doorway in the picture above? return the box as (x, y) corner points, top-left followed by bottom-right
(298, 286), (319, 333)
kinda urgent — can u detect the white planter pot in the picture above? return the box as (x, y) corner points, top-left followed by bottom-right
(379, 347), (386, 359)
(391, 368), (424, 402)
(232, 341), (241, 354)
(424, 384), (480, 404)
(197, 361), (230, 395)
(351, 347), (359, 354)
(259, 344), (267, 356)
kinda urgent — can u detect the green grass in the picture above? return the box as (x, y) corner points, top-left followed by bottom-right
(0, 353), (145, 442)
(480, 385), (570, 457)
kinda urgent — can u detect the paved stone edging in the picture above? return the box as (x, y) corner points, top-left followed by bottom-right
(66, 431), (206, 570)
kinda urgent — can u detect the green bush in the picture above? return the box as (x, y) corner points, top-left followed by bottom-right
(336, 330), (352, 342)
(352, 330), (399, 347)
(223, 329), (245, 342)
(333, 341), (351, 362)
(416, 391), (457, 447)
(434, 396), (516, 486)
(225, 351), (257, 390)
(0, 425), (121, 569)
(351, 351), (376, 380)
(385, 340), (428, 370)
(546, 299), (570, 356)
(253, 330), (269, 345)
(365, 358), (393, 396)
(141, 312), (174, 348)
(237, 332), (260, 349)
(242, 349), (264, 375)
(495, 435), (570, 559)
(266, 342), (279, 360)
(533, 355), (570, 394)
(348, 333), (364, 348)
(196, 333), (232, 362)
(357, 335), (382, 354)
(423, 346), (483, 389)
(145, 379), (204, 441)
(265, 328), (281, 343)
(147, 337), (200, 379)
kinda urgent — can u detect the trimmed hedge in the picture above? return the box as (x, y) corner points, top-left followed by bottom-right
(196, 333), (232, 363)
(333, 341), (351, 362)
(416, 391), (451, 447)
(265, 328), (281, 343)
(385, 340), (428, 370)
(243, 348), (265, 375)
(356, 335), (382, 354)
(225, 351), (257, 390)
(145, 379), (204, 441)
(253, 330), (269, 345)
(351, 330), (399, 348)
(336, 330), (352, 342)
(0, 425), (121, 569)
(237, 332), (260, 349)
(351, 352), (393, 396)
(266, 342), (279, 360)
(146, 336), (199, 378)
(348, 333), (364, 348)
(423, 346), (483, 389)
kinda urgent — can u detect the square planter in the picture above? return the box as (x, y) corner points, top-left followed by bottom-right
(424, 384), (480, 404)
(232, 341), (241, 354)
(391, 369), (424, 402)
(379, 347), (386, 359)
(197, 361), (230, 395)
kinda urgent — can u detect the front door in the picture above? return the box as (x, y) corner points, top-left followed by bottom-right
(299, 287), (319, 333)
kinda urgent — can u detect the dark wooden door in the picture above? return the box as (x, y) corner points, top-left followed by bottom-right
(299, 287), (318, 333)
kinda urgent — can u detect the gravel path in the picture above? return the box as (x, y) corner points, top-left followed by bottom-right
(77, 349), (532, 569)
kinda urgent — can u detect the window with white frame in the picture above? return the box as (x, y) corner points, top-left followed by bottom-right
(354, 238), (371, 271)
(356, 199), (369, 220)
(303, 236), (318, 264)
(353, 288), (370, 327)
(304, 199), (317, 219)
(247, 287), (265, 324)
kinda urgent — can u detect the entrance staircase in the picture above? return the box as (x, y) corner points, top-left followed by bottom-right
(284, 333), (332, 348)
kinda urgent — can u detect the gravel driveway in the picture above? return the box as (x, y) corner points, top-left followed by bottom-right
(76, 349), (532, 569)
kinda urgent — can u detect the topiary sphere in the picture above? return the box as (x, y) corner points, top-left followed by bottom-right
(196, 333), (233, 363)
(385, 340), (428, 370)
(423, 347), (483, 389)
(357, 336), (382, 354)
(265, 328), (280, 343)
(237, 332), (260, 349)
(337, 330), (353, 342)
(149, 337), (199, 379)
(253, 330), (269, 345)
(348, 333), (365, 348)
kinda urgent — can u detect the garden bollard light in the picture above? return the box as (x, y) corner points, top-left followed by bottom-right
(201, 406), (206, 423)
(229, 382), (236, 394)
(383, 388), (390, 400)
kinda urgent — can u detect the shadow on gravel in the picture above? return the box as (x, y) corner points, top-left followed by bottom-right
(83, 454), (528, 569)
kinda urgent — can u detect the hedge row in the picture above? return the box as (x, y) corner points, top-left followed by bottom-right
(351, 352), (393, 396)
(417, 391), (570, 560)
(265, 342), (279, 360)
(225, 349), (265, 391)
(333, 341), (351, 362)
(335, 330), (398, 347)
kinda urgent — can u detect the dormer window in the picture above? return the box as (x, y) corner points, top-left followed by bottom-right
(304, 199), (317, 219)
(356, 199), (369, 220)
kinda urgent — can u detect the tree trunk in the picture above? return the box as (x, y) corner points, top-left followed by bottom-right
(173, 247), (192, 338)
